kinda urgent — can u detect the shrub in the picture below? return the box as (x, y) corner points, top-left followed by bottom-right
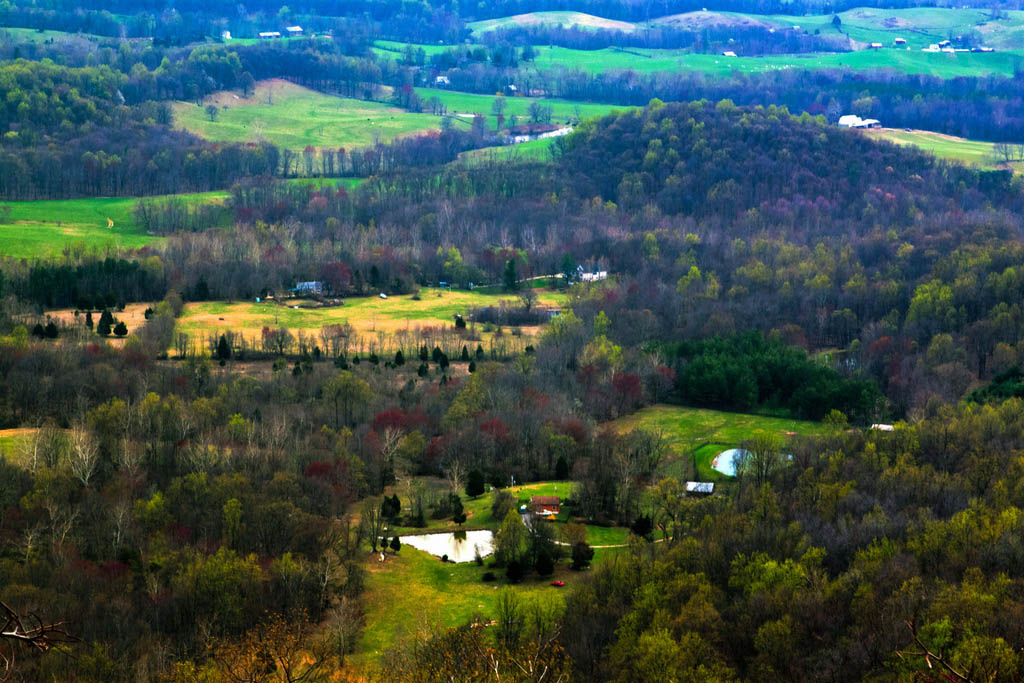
(482, 571), (496, 582)
(505, 560), (524, 584)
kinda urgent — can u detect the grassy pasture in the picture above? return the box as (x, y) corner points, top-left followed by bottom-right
(0, 428), (38, 466)
(381, 33), (1022, 79)
(752, 8), (1024, 50)
(609, 404), (826, 480)
(469, 11), (639, 34)
(524, 43), (1024, 78)
(864, 128), (1023, 173)
(0, 178), (359, 260)
(176, 287), (567, 344)
(173, 79), (441, 151)
(0, 195), (177, 259)
(413, 87), (622, 126)
(457, 137), (558, 165)
(353, 544), (565, 668)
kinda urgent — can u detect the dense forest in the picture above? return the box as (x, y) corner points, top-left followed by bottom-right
(4, 0), (1024, 678)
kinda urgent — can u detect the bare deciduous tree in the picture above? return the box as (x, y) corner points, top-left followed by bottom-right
(68, 425), (98, 487)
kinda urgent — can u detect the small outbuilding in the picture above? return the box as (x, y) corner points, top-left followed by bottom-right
(894, 37), (906, 45)
(722, 50), (737, 57)
(286, 26), (303, 35)
(293, 281), (324, 295)
(686, 482), (714, 496)
(258, 31), (281, 39)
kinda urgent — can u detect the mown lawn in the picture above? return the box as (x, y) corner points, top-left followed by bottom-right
(173, 79), (441, 152)
(609, 404), (826, 480)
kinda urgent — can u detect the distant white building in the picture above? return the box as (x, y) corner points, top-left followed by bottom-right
(258, 31), (281, 39)
(722, 50), (737, 57)
(870, 42), (883, 49)
(894, 37), (906, 45)
(686, 482), (714, 495)
(435, 75), (450, 85)
(221, 30), (232, 41)
(286, 26), (303, 35)
(838, 114), (881, 129)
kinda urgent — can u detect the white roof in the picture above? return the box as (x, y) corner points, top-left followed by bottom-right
(838, 115), (880, 128)
(286, 26), (303, 32)
(686, 482), (714, 493)
(871, 423), (895, 431)
(722, 51), (737, 57)
(258, 32), (281, 37)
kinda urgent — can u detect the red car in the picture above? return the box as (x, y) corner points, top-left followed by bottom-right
(550, 580), (565, 587)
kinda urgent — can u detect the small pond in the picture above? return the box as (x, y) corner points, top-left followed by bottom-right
(400, 529), (494, 563)
(711, 448), (748, 477)
(712, 448), (793, 477)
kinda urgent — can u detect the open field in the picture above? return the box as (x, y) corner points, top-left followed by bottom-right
(609, 404), (826, 480)
(864, 128), (1024, 173)
(0, 179), (361, 260)
(457, 137), (559, 165)
(526, 43), (1024, 77)
(0, 428), (38, 466)
(752, 8), (1024, 50)
(381, 36), (1022, 79)
(353, 544), (566, 669)
(469, 11), (639, 34)
(176, 287), (567, 344)
(412, 87), (622, 126)
(173, 79), (441, 151)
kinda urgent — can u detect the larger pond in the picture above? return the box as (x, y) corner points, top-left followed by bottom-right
(400, 530), (494, 563)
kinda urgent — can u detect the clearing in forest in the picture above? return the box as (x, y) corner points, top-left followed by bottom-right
(172, 79), (441, 152)
(608, 404), (826, 481)
(176, 287), (568, 346)
(352, 478), (626, 672)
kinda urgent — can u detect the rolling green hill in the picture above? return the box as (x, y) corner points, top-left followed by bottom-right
(173, 79), (441, 151)
(469, 11), (639, 34)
